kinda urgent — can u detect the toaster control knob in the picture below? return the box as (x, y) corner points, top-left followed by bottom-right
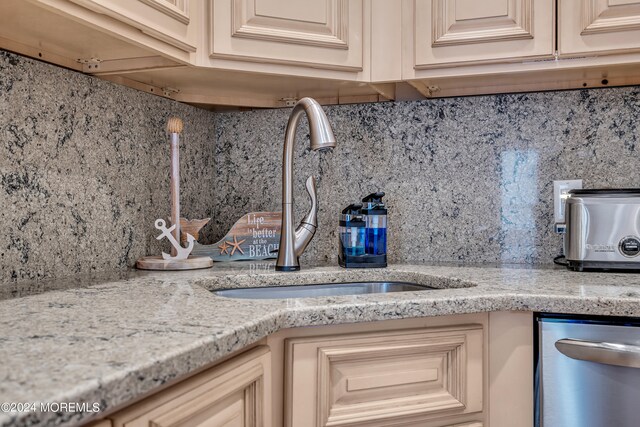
(619, 237), (640, 257)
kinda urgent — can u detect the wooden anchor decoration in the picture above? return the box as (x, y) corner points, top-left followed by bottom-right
(137, 117), (213, 271)
(155, 218), (194, 260)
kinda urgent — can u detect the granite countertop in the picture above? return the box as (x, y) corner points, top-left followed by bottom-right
(2, 262), (640, 427)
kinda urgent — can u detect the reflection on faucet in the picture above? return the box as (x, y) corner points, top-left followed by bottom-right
(276, 98), (336, 271)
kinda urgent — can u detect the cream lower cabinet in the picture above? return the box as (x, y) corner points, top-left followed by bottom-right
(109, 346), (272, 427)
(284, 323), (484, 427)
(102, 312), (532, 427)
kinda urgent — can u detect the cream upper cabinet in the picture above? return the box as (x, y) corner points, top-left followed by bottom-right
(6, 0), (640, 104)
(30, 0), (197, 63)
(208, 0), (366, 78)
(558, 0), (640, 57)
(404, 0), (555, 74)
(67, 0), (196, 54)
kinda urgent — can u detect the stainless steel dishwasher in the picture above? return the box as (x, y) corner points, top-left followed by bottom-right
(536, 314), (640, 427)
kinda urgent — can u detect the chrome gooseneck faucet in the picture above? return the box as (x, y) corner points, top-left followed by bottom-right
(276, 98), (336, 271)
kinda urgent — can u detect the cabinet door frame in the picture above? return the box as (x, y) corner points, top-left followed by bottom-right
(109, 346), (272, 427)
(403, 0), (556, 77)
(284, 322), (485, 427)
(208, 0), (365, 72)
(558, 0), (640, 57)
(138, 0), (190, 25)
(65, 0), (196, 53)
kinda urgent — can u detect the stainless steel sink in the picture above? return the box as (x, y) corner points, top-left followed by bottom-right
(212, 281), (435, 299)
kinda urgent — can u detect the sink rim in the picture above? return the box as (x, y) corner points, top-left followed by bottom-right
(212, 281), (437, 300)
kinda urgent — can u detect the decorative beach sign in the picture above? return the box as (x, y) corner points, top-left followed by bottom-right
(191, 212), (281, 261)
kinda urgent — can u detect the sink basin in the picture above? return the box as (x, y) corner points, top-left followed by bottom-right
(212, 281), (435, 299)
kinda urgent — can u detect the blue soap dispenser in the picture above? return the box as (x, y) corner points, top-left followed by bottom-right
(338, 194), (387, 268)
(362, 192), (387, 267)
(339, 203), (366, 267)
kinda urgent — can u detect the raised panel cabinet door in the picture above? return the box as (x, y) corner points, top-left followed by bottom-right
(409, 0), (555, 69)
(63, 0), (196, 54)
(558, 0), (640, 57)
(109, 347), (271, 427)
(284, 325), (484, 427)
(209, 0), (364, 72)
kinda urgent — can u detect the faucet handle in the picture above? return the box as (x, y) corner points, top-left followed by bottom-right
(294, 176), (318, 257)
(301, 176), (318, 228)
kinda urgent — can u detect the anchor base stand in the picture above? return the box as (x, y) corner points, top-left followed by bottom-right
(136, 256), (213, 271)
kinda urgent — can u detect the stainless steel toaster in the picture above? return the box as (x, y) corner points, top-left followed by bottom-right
(564, 189), (640, 271)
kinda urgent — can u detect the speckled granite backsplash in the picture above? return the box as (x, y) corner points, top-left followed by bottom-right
(3, 48), (639, 284)
(213, 86), (640, 265)
(0, 50), (215, 283)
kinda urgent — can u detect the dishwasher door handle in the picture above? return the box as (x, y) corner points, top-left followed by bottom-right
(555, 338), (640, 369)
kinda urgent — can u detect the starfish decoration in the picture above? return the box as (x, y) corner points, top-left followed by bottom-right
(218, 241), (230, 255)
(226, 234), (246, 256)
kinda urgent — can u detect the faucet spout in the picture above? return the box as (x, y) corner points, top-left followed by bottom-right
(276, 98), (335, 271)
